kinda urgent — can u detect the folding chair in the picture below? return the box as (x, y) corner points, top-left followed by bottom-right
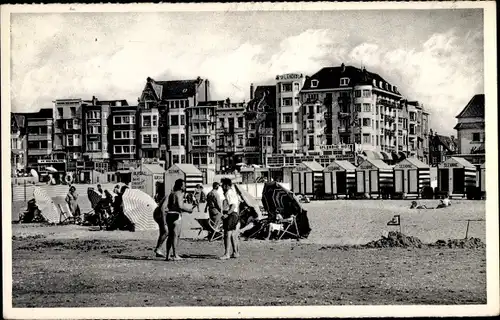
(278, 215), (300, 240)
(193, 218), (223, 242)
(57, 203), (75, 225)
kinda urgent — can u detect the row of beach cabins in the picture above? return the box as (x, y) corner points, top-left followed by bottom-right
(242, 157), (486, 200)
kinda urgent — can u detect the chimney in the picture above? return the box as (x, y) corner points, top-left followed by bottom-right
(250, 83), (254, 100)
(147, 77), (152, 83)
(205, 79), (210, 101)
(92, 96), (97, 106)
(341, 63), (346, 73)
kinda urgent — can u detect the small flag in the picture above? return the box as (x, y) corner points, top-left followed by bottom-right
(387, 215), (401, 226)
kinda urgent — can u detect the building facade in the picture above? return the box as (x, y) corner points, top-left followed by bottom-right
(53, 99), (84, 172)
(25, 108), (58, 172)
(11, 113), (27, 172)
(138, 77), (210, 167)
(453, 94), (485, 165)
(428, 130), (457, 166)
(275, 73), (305, 154)
(215, 99), (246, 172)
(185, 100), (217, 172)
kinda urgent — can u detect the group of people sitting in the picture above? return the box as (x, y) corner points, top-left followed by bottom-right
(410, 194), (452, 209)
(153, 178), (243, 261)
(85, 184), (135, 231)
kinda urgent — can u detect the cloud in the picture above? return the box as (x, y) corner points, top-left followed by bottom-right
(10, 14), (483, 135)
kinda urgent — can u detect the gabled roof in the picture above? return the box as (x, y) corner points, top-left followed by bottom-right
(357, 158), (392, 170)
(440, 157), (475, 169)
(453, 122), (485, 130)
(142, 164), (165, 175)
(456, 94), (485, 118)
(11, 114), (26, 128)
(247, 85), (276, 113)
(301, 65), (401, 95)
(300, 161), (324, 171)
(325, 160), (356, 171)
(395, 157), (429, 169)
(434, 134), (456, 152)
(167, 163), (202, 175)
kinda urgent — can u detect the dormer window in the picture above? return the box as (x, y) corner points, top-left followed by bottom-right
(379, 81), (383, 88)
(311, 79), (319, 88)
(340, 77), (349, 86)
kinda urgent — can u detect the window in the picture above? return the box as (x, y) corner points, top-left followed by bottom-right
(311, 80), (319, 88)
(181, 134), (185, 146)
(307, 94), (319, 101)
(362, 118), (371, 127)
(143, 134), (152, 144)
(152, 115), (158, 126)
(282, 98), (292, 106)
(180, 115), (185, 125)
(114, 145), (136, 154)
(114, 130), (135, 139)
(293, 83), (300, 91)
(363, 134), (371, 144)
(409, 124), (415, 135)
(294, 97), (300, 106)
(172, 155), (179, 164)
(355, 90), (361, 97)
(102, 111), (108, 120)
(170, 115), (179, 126)
(376, 121), (379, 129)
(175, 101), (180, 108)
(57, 108), (63, 117)
(363, 104), (371, 112)
(376, 136), (379, 146)
(282, 83), (292, 92)
(113, 115), (135, 125)
(171, 134), (179, 146)
(87, 126), (101, 134)
(355, 104), (362, 112)
(409, 112), (416, 121)
(340, 78), (349, 86)
(70, 107), (76, 118)
(142, 115), (151, 127)
(67, 135), (74, 146)
(398, 130), (403, 136)
(237, 117), (244, 128)
(472, 132), (481, 142)
(282, 131), (293, 143)
(283, 113), (293, 123)
(362, 90), (371, 97)
(152, 134), (158, 144)
(86, 142), (102, 151)
(238, 134), (244, 146)
(354, 134), (361, 144)
(87, 111), (100, 119)
(219, 118), (225, 128)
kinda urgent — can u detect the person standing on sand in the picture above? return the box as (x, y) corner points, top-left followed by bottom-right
(205, 182), (224, 236)
(153, 179), (193, 261)
(65, 186), (81, 222)
(192, 184), (203, 212)
(220, 178), (241, 260)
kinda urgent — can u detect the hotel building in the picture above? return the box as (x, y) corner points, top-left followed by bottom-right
(53, 99), (84, 171)
(453, 94), (485, 165)
(215, 99), (246, 172)
(25, 108), (60, 172)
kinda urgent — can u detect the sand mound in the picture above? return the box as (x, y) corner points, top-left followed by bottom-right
(431, 238), (486, 249)
(363, 231), (424, 248)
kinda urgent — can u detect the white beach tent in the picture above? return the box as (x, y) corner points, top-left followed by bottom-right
(393, 157), (431, 198)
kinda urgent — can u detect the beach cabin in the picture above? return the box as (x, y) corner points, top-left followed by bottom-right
(437, 157), (477, 198)
(164, 164), (203, 196)
(130, 164), (165, 199)
(291, 161), (324, 198)
(478, 162), (486, 196)
(393, 158), (431, 198)
(240, 166), (269, 184)
(355, 158), (394, 198)
(323, 160), (356, 198)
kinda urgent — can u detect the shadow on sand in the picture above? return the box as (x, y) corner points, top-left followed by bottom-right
(110, 253), (219, 261)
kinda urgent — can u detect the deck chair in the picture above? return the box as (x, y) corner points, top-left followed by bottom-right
(57, 203), (75, 225)
(278, 215), (300, 240)
(193, 218), (223, 242)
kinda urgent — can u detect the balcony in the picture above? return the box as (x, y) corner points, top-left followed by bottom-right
(244, 146), (259, 152)
(141, 143), (159, 149)
(28, 149), (52, 156)
(320, 144), (356, 152)
(338, 111), (350, 118)
(259, 127), (274, 135)
(28, 133), (51, 141)
(191, 129), (211, 135)
(191, 114), (212, 121)
(338, 127), (351, 134)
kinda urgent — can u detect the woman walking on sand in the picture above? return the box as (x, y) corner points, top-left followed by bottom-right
(65, 186), (81, 223)
(153, 179), (193, 261)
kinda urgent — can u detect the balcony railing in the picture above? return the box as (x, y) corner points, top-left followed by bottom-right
(338, 111), (350, 118)
(28, 134), (51, 141)
(191, 129), (211, 135)
(244, 146), (259, 152)
(338, 127), (351, 134)
(28, 149), (52, 155)
(191, 115), (212, 121)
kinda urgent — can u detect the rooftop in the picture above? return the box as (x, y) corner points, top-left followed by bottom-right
(146, 77), (203, 100)
(456, 94), (485, 119)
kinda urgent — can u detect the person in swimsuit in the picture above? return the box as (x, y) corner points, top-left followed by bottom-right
(153, 179), (192, 261)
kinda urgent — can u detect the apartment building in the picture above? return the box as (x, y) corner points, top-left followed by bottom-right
(215, 99), (246, 172)
(403, 100), (430, 163)
(53, 99), (84, 171)
(275, 73), (305, 154)
(81, 96), (128, 175)
(138, 77), (210, 166)
(11, 113), (27, 171)
(110, 105), (138, 164)
(185, 100), (217, 172)
(453, 94), (485, 165)
(25, 108), (60, 172)
(245, 84), (277, 165)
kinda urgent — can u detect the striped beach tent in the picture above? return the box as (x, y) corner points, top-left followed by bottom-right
(323, 160), (356, 198)
(437, 157), (477, 198)
(291, 161), (324, 198)
(33, 187), (59, 223)
(355, 158), (393, 198)
(164, 163), (204, 195)
(393, 157), (431, 198)
(121, 188), (157, 231)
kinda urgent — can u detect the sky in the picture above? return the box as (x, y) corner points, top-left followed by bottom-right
(10, 9), (484, 135)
